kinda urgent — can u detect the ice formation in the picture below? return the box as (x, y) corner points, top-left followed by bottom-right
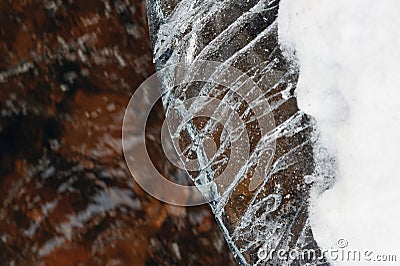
(146, 0), (331, 264)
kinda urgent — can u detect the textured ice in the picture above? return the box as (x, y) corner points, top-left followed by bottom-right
(146, 0), (329, 264)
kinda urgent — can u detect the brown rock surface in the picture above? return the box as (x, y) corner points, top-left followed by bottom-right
(0, 1), (234, 265)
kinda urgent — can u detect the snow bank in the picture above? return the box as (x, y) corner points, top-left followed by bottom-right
(278, 0), (400, 264)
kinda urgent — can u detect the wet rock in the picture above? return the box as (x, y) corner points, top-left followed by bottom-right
(0, 1), (234, 265)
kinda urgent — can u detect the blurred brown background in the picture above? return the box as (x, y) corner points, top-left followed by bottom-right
(0, 0), (234, 265)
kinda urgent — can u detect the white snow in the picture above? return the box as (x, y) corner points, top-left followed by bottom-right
(278, 0), (400, 264)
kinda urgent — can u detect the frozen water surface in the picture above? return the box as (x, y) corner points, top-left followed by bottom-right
(146, 0), (331, 264)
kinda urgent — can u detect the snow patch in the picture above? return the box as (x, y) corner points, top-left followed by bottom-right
(279, 0), (400, 264)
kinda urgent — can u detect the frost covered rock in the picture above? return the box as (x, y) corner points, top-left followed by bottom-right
(146, 0), (329, 265)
